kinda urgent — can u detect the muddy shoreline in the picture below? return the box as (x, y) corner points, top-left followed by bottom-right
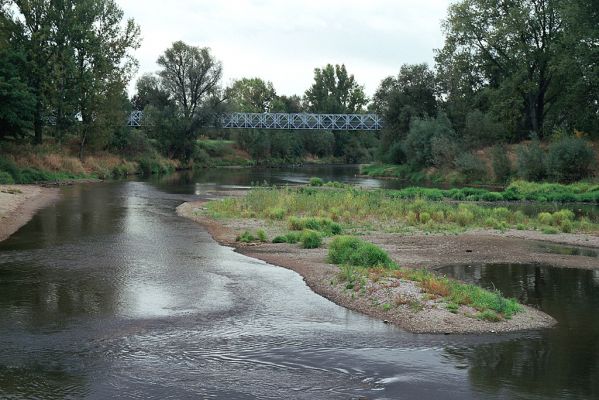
(177, 199), (562, 334)
(0, 185), (60, 242)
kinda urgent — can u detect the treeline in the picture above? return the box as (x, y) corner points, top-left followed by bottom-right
(1, 0), (598, 181)
(369, 0), (599, 182)
(137, 61), (378, 164)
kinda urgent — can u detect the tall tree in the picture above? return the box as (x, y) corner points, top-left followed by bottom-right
(8, 0), (54, 144)
(436, 0), (598, 138)
(146, 41), (225, 160)
(304, 64), (367, 113)
(68, 0), (140, 158)
(372, 63), (437, 160)
(157, 41), (223, 120)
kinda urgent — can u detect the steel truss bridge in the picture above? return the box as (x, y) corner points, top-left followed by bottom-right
(127, 111), (383, 131)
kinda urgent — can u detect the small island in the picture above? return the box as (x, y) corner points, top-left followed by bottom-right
(172, 180), (599, 334)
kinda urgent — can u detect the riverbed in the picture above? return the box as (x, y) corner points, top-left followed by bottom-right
(1, 167), (598, 399)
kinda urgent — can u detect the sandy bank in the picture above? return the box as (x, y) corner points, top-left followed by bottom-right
(0, 185), (60, 242)
(177, 200), (558, 334)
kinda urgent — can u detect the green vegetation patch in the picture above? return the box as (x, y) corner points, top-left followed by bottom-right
(328, 238), (522, 320)
(205, 186), (599, 235)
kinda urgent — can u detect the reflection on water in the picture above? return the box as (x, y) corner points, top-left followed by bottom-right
(439, 263), (599, 399)
(536, 243), (599, 258)
(0, 172), (598, 398)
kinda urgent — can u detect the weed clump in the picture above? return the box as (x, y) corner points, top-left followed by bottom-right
(300, 230), (322, 249)
(328, 236), (394, 268)
(309, 177), (324, 186)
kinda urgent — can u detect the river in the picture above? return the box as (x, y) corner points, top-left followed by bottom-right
(0, 165), (597, 399)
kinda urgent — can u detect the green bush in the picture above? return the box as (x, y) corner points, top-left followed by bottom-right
(538, 212), (553, 225)
(236, 231), (256, 243)
(491, 145), (512, 183)
(516, 141), (546, 181)
(300, 230), (322, 249)
(545, 137), (596, 182)
(266, 207), (286, 220)
(328, 236), (393, 268)
(309, 177), (324, 186)
(256, 229), (268, 242)
(272, 235), (287, 243)
(0, 171), (15, 184)
(328, 236), (362, 265)
(454, 153), (487, 182)
(287, 216), (342, 235)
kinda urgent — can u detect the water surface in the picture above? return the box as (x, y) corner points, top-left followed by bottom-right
(0, 168), (598, 399)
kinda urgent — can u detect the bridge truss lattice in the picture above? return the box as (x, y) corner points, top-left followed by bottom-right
(128, 111), (383, 131)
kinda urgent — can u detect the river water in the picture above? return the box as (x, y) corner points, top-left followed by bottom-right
(0, 166), (598, 399)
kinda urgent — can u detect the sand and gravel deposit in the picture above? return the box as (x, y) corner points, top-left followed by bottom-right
(177, 198), (564, 334)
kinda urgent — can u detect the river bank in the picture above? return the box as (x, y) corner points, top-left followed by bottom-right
(177, 196), (560, 334)
(0, 185), (60, 242)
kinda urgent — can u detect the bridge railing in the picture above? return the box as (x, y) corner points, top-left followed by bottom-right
(128, 111), (383, 130)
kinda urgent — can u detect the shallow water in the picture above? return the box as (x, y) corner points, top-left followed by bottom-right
(0, 168), (598, 399)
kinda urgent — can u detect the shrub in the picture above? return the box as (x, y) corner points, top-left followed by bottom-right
(545, 137), (596, 182)
(0, 171), (14, 184)
(517, 141), (546, 181)
(300, 230), (322, 249)
(478, 310), (501, 322)
(328, 236), (362, 265)
(272, 236), (287, 243)
(266, 207), (286, 220)
(236, 231), (256, 243)
(256, 229), (268, 242)
(491, 145), (512, 183)
(309, 177), (324, 186)
(0, 156), (21, 182)
(287, 216), (342, 235)
(538, 212), (554, 225)
(454, 153), (487, 182)
(328, 236), (393, 268)
(404, 114), (456, 168)
(454, 206), (475, 226)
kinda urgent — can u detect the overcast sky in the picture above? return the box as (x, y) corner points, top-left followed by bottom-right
(119, 0), (453, 97)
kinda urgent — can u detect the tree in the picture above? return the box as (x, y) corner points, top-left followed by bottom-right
(157, 41), (223, 120)
(271, 94), (303, 113)
(4, 0), (140, 154)
(304, 64), (367, 113)
(144, 41), (225, 160)
(0, 47), (35, 138)
(371, 64), (437, 160)
(228, 77), (277, 113)
(69, 0), (140, 158)
(7, 0), (54, 144)
(436, 0), (598, 138)
(132, 73), (170, 111)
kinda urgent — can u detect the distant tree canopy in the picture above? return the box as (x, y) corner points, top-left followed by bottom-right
(228, 78), (277, 113)
(304, 64), (367, 113)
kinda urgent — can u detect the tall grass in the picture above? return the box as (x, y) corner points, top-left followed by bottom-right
(206, 186), (597, 234)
